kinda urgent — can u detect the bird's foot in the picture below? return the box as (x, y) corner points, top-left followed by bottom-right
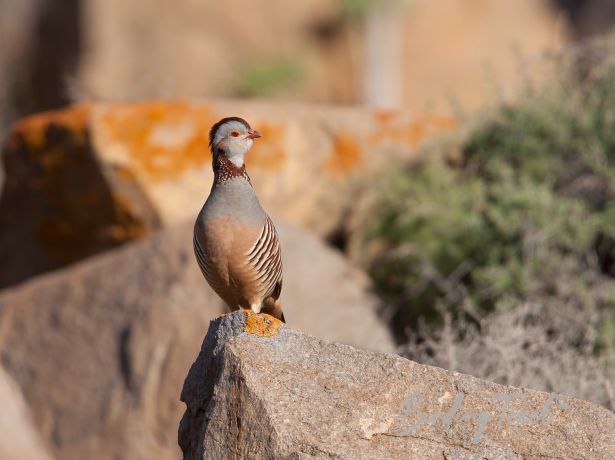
(214, 311), (236, 319)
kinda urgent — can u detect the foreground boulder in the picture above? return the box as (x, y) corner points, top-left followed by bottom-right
(0, 219), (393, 460)
(180, 311), (615, 459)
(0, 101), (455, 288)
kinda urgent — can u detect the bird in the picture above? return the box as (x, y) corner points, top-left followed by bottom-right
(193, 117), (285, 322)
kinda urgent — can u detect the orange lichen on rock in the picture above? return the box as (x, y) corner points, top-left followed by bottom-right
(1, 103), (158, 272)
(246, 122), (286, 170)
(368, 114), (457, 149)
(373, 110), (399, 125)
(98, 101), (218, 181)
(10, 103), (91, 150)
(243, 310), (282, 337)
(325, 131), (362, 176)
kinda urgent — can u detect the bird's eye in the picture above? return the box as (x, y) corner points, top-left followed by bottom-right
(230, 131), (240, 137)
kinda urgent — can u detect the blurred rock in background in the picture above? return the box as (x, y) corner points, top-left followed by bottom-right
(0, 219), (393, 460)
(0, 104), (161, 289)
(0, 0), (80, 137)
(0, 100), (455, 288)
(0, 0), (585, 145)
(554, 0), (615, 38)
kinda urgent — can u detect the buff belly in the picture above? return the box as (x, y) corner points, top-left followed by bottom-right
(198, 216), (264, 310)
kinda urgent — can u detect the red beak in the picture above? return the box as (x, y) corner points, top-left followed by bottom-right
(247, 129), (261, 139)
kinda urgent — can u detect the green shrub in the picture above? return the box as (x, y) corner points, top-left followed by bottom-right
(236, 58), (303, 98)
(366, 39), (615, 348)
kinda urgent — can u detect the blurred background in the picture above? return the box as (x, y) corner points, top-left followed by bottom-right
(1, 0), (615, 459)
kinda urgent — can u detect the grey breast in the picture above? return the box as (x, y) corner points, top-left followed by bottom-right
(200, 178), (266, 225)
(193, 178), (267, 300)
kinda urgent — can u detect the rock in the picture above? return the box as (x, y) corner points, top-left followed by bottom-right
(0, 365), (54, 460)
(278, 219), (393, 353)
(0, 221), (222, 460)
(0, 101), (455, 288)
(179, 310), (615, 460)
(0, 0), (37, 139)
(0, 219), (393, 460)
(0, 104), (162, 288)
(0, 0), (80, 140)
(564, 0), (615, 38)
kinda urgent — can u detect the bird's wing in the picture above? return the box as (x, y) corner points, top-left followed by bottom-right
(194, 227), (221, 291)
(245, 215), (283, 301)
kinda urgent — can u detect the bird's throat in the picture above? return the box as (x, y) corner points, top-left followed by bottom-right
(212, 151), (251, 184)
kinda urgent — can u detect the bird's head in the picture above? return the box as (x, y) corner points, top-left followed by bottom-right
(209, 117), (261, 167)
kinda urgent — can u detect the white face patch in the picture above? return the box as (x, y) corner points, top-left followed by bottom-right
(213, 121), (253, 166)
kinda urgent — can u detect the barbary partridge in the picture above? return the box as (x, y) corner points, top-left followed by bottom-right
(193, 117), (285, 322)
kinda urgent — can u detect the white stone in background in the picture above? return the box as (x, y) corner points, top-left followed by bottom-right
(0, 366), (54, 460)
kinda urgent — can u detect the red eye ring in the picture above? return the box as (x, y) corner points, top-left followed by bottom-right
(230, 131), (240, 137)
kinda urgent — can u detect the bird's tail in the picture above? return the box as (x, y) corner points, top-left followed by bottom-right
(262, 297), (285, 323)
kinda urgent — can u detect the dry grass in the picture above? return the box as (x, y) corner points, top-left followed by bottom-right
(403, 301), (615, 411)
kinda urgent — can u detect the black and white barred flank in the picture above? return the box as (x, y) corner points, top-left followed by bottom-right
(245, 216), (283, 301)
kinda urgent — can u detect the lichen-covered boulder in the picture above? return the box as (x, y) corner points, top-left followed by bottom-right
(0, 101), (455, 288)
